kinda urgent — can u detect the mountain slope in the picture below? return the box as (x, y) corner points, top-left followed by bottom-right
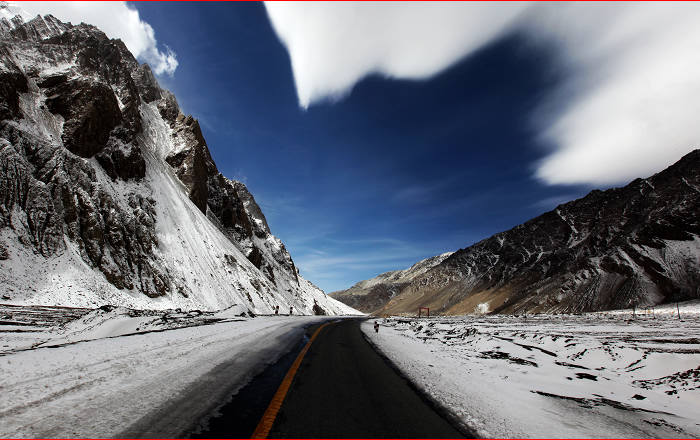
(329, 252), (453, 313)
(0, 8), (358, 315)
(336, 151), (700, 315)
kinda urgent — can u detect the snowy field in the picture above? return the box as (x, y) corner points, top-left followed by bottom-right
(0, 304), (337, 438)
(363, 302), (700, 438)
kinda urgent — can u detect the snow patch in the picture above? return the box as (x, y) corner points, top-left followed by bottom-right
(474, 302), (490, 314)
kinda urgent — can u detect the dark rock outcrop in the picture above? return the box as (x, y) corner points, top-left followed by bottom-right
(95, 138), (146, 181)
(133, 64), (162, 104)
(45, 80), (122, 157)
(0, 54), (28, 120)
(312, 301), (327, 316)
(164, 114), (211, 213)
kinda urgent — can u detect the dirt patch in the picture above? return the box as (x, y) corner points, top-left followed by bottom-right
(480, 350), (538, 367)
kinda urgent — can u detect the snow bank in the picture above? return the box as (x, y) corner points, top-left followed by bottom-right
(364, 312), (700, 438)
(0, 305), (335, 437)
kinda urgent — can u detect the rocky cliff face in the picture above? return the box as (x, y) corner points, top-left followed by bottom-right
(330, 252), (453, 313)
(0, 8), (357, 315)
(157, 91), (300, 289)
(336, 151), (700, 316)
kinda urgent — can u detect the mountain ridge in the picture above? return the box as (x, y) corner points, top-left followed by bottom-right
(329, 252), (453, 313)
(0, 8), (358, 315)
(334, 150), (700, 315)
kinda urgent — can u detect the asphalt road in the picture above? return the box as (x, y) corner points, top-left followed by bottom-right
(269, 320), (464, 438)
(262, 319), (469, 438)
(187, 318), (470, 438)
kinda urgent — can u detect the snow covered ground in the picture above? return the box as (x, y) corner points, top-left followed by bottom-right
(0, 304), (339, 437)
(363, 302), (700, 438)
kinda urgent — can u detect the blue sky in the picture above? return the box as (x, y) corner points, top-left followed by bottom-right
(120, 2), (697, 293)
(134, 2), (587, 292)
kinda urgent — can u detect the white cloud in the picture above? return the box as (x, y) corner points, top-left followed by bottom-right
(265, 2), (700, 186)
(264, 1), (528, 108)
(526, 3), (700, 185)
(16, 1), (178, 75)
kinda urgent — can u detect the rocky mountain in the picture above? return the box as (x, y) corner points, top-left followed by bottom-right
(0, 7), (358, 315)
(336, 151), (700, 316)
(330, 252), (453, 313)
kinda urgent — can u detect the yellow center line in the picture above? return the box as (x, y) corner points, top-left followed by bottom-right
(251, 321), (333, 439)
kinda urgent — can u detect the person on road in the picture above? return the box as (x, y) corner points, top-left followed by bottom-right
(374, 321), (379, 333)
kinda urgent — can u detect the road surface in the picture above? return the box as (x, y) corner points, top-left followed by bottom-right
(194, 319), (471, 438)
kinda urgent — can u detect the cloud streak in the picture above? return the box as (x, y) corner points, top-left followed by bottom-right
(265, 2), (700, 186)
(293, 238), (435, 290)
(17, 1), (178, 75)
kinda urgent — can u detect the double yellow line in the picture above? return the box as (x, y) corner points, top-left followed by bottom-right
(251, 321), (332, 439)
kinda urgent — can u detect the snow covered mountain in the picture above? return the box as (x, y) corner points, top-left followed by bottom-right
(330, 252), (453, 313)
(336, 151), (700, 316)
(0, 8), (358, 315)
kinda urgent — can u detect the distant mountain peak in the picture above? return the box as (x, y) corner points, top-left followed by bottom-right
(334, 150), (700, 315)
(330, 252), (454, 313)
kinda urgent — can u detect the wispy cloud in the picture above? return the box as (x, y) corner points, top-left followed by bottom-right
(256, 194), (307, 219)
(324, 237), (412, 247)
(392, 176), (457, 204)
(254, 193), (337, 249)
(291, 232), (469, 292)
(230, 169), (249, 184)
(530, 194), (580, 211)
(294, 243), (431, 290)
